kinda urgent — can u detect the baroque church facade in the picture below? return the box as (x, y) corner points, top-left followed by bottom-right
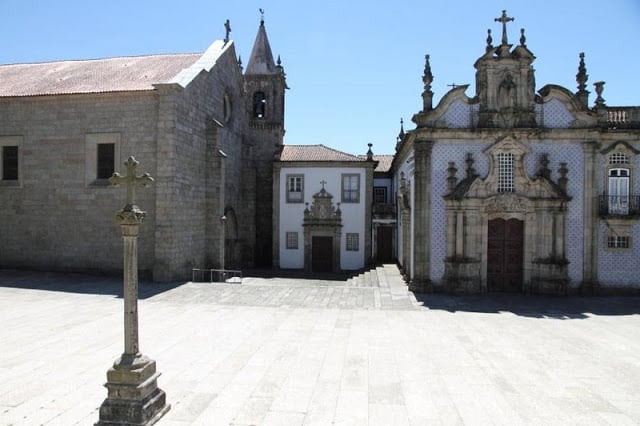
(1, 12), (639, 294)
(0, 19), (285, 281)
(393, 12), (640, 294)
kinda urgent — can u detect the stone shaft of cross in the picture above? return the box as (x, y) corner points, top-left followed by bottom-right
(110, 156), (154, 357)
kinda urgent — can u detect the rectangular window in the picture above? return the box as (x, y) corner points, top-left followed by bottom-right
(342, 174), (360, 203)
(286, 232), (298, 249)
(497, 153), (514, 193)
(286, 174), (304, 203)
(97, 143), (115, 179)
(607, 235), (631, 249)
(2, 146), (19, 181)
(374, 186), (387, 204)
(346, 233), (359, 251)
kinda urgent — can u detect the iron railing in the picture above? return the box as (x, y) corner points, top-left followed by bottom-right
(598, 195), (640, 216)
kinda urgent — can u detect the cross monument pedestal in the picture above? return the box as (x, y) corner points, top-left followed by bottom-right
(97, 157), (170, 426)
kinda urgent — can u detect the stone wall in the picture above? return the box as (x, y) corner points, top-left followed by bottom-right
(153, 46), (246, 281)
(0, 92), (158, 276)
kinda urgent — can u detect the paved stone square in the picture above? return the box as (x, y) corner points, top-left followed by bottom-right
(1, 266), (639, 425)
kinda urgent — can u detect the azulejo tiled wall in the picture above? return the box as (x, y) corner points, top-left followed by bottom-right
(430, 141), (584, 285)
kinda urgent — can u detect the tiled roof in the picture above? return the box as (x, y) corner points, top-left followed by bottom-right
(372, 155), (394, 172)
(280, 144), (367, 162)
(0, 53), (201, 97)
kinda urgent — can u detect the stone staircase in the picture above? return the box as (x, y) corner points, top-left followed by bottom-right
(347, 264), (406, 289)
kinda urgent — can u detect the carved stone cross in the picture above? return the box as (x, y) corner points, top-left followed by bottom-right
(494, 10), (514, 45)
(110, 156), (154, 214)
(320, 179), (327, 190)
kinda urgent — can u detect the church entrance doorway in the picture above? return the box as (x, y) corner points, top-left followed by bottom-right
(311, 236), (333, 272)
(376, 226), (393, 263)
(487, 218), (524, 292)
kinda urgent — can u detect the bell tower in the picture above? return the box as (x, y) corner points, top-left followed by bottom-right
(242, 12), (287, 267)
(475, 10), (537, 128)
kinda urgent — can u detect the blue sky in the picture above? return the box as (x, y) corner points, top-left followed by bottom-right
(1, 1), (639, 155)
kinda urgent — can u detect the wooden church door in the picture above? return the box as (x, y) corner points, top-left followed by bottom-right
(487, 218), (524, 292)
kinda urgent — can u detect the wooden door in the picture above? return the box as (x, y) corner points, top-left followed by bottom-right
(487, 218), (523, 292)
(312, 236), (333, 272)
(376, 226), (393, 263)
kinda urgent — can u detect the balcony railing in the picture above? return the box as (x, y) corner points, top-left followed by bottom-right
(598, 195), (640, 217)
(373, 203), (396, 217)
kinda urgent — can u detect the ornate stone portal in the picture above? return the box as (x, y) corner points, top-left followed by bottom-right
(303, 182), (342, 272)
(97, 157), (169, 426)
(443, 137), (571, 294)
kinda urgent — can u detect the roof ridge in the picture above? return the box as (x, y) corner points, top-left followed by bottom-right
(0, 52), (203, 67)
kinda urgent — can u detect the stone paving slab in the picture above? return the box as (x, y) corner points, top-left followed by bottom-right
(0, 268), (639, 425)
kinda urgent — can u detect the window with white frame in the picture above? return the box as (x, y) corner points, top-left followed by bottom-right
(286, 174), (304, 203)
(342, 174), (360, 203)
(608, 168), (630, 215)
(346, 233), (359, 251)
(497, 153), (515, 193)
(286, 232), (298, 249)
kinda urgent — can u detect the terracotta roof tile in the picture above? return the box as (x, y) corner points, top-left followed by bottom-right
(372, 155), (394, 172)
(0, 53), (201, 97)
(280, 144), (367, 162)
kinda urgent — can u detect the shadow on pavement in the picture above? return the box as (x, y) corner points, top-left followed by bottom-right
(0, 269), (184, 299)
(414, 293), (640, 319)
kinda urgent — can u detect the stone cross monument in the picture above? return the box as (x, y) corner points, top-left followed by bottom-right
(97, 156), (170, 425)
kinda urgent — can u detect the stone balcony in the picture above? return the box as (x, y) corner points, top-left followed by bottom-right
(600, 106), (640, 129)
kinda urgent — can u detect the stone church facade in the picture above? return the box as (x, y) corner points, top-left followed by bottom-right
(1, 12), (639, 294)
(0, 19), (285, 281)
(394, 12), (640, 294)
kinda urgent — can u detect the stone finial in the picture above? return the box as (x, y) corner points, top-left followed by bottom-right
(537, 153), (551, 179)
(486, 29), (493, 51)
(557, 162), (568, 192)
(494, 10), (514, 45)
(447, 162), (458, 192)
(259, 8), (265, 25)
(594, 81), (606, 108)
(576, 52), (588, 91)
(575, 52), (589, 108)
(465, 152), (476, 178)
(366, 143), (374, 161)
(237, 56), (243, 73)
(422, 54), (434, 111)
(519, 28), (526, 47)
(396, 118), (405, 147)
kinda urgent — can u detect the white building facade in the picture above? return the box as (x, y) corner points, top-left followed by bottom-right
(273, 145), (376, 272)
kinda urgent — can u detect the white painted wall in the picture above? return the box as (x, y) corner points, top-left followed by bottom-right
(278, 166), (368, 270)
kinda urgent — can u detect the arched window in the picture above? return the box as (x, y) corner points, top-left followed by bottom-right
(253, 91), (266, 118)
